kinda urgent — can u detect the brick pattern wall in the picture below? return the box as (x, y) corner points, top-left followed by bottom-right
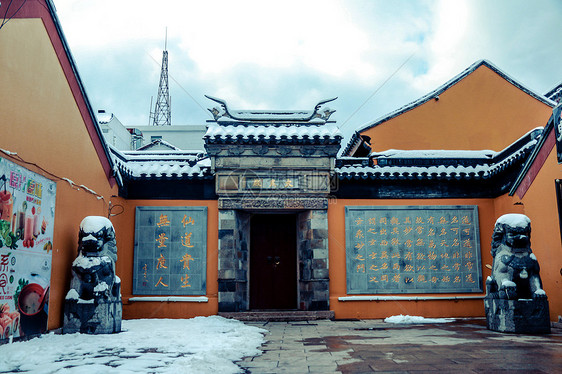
(218, 210), (250, 312)
(297, 210), (330, 310)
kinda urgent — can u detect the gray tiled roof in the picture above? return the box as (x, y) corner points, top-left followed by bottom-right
(337, 128), (542, 181)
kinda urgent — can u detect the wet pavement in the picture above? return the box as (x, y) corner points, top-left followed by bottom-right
(238, 318), (562, 373)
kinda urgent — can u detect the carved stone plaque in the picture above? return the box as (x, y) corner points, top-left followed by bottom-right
(345, 205), (482, 294)
(133, 206), (207, 295)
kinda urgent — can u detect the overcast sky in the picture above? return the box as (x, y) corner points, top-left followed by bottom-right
(54, 0), (562, 140)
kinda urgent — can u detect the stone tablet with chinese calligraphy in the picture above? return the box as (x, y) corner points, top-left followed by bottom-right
(345, 206), (482, 294)
(133, 207), (207, 295)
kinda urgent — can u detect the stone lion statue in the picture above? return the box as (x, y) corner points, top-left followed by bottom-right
(64, 216), (121, 334)
(487, 213), (546, 300)
(69, 216), (119, 300)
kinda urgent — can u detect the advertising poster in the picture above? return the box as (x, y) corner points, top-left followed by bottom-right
(0, 157), (56, 341)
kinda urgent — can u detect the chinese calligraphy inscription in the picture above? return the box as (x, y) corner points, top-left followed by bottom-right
(346, 206), (482, 294)
(133, 207), (207, 295)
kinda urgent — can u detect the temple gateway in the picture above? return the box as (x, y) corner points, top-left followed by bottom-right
(108, 61), (561, 321)
(1, 1), (560, 335)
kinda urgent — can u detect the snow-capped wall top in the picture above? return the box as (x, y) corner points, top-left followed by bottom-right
(80, 216), (113, 233)
(374, 149), (496, 159)
(109, 146), (211, 180)
(205, 95), (337, 124)
(337, 128), (540, 181)
(114, 156), (210, 179)
(96, 111), (113, 124)
(136, 139), (182, 151)
(495, 213), (531, 229)
(204, 123), (343, 144)
(545, 82), (562, 103)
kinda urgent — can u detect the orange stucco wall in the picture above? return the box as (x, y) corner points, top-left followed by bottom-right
(113, 199), (219, 319)
(514, 149), (562, 321)
(360, 65), (553, 152)
(328, 199), (495, 319)
(0, 19), (118, 330)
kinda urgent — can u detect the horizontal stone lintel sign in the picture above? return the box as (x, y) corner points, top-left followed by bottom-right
(345, 205), (482, 294)
(133, 206), (207, 296)
(218, 197), (329, 210)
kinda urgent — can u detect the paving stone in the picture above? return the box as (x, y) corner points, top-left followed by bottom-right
(277, 358), (308, 367)
(309, 368), (340, 374)
(237, 318), (562, 374)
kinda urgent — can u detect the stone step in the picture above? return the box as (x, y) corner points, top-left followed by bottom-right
(218, 310), (335, 322)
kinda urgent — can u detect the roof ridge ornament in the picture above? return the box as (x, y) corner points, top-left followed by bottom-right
(204, 95), (337, 123)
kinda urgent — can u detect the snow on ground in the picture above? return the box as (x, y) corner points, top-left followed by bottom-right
(0, 316), (266, 374)
(384, 315), (456, 324)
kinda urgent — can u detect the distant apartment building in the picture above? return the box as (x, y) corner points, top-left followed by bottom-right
(96, 110), (206, 151)
(133, 125), (207, 151)
(97, 110), (132, 150)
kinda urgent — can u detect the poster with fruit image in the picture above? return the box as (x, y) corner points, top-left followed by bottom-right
(0, 157), (56, 341)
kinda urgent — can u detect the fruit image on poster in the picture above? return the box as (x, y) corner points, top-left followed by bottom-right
(0, 157), (56, 341)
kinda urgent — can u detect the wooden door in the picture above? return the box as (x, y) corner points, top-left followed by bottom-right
(250, 214), (297, 310)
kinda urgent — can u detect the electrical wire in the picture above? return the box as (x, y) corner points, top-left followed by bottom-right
(146, 50), (211, 118)
(339, 51), (416, 130)
(0, 0), (28, 31)
(0, 148), (106, 203)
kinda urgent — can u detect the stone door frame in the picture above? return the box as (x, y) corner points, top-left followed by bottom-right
(217, 208), (329, 312)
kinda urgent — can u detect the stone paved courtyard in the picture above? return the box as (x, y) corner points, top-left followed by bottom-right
(238, 318), (562, 373)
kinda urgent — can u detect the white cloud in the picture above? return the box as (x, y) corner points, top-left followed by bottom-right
(56, 0), (376, 81)
(409, 0), (562, 95)
(52, 0), (562, 130)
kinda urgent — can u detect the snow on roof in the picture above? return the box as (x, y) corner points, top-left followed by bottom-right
(374, 149), (496, 159)
(120, 150), (205, 160)
(109, 146), (211, 179)
(227, 110), (316, 121)
(204, 123), (343, 144)
(117, 157), (211, 179)
(355, 60), (556, 134)
(337, 162), (491, 180)
(96, 111), (113, 124)
(136, 138), (182, 151)
(205, 95), (337, 124)
(545, 82), (562, 103)
(337, 128), (540, 181)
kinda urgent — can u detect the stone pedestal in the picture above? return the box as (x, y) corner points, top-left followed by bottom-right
(484, 297), (550, 334)
(63, 299), (122, 334)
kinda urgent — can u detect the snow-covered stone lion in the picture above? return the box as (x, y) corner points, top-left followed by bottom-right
(486, 214), (546, 300)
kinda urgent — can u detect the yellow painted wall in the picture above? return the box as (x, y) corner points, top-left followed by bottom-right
(0, 20), (118, 329)
(360, 65), (553, 152)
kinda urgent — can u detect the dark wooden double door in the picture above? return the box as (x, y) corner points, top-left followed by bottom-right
(250, 214), (297, 310)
